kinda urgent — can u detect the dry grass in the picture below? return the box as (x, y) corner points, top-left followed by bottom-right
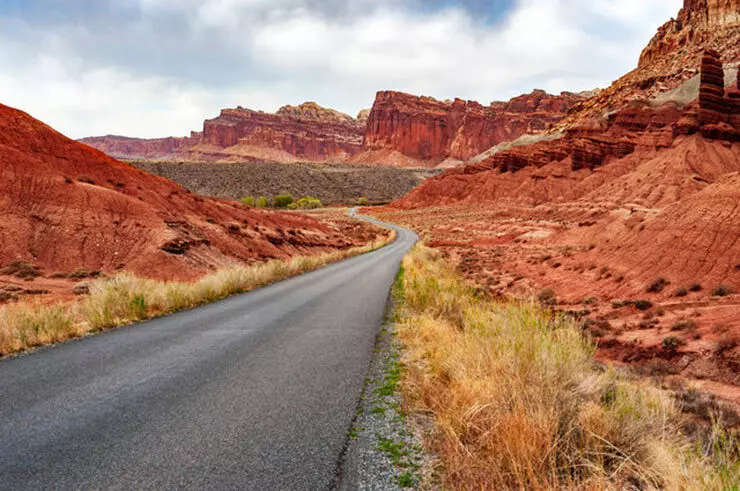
(394, 244), (738, 490)
(0, 230), (395, 355)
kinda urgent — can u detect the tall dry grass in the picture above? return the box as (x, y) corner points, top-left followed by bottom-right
(0, 231), (395, 356)
(394, 244), (739, 490)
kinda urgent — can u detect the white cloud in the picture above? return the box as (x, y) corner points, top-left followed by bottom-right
(0, 0), (682, 138)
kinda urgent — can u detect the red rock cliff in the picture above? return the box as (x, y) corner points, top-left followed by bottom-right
(360, 90), (583, 164)
(560, 0), (740, 129)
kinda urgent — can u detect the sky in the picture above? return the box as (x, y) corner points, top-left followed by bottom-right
(0, 0), (682, 139)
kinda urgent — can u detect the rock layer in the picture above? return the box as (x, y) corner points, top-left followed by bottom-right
(79, 134), (201, 160)
(356, 90), (583, 166)
(560, 0), (740, 129)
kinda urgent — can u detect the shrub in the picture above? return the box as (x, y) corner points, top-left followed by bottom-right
(662, 336), (685, 351)
(674, 287), (688, 297)
(241, 196), (255, 207)
(256, 196), (270, 208)
(357, 197), (369, 206)
(634, 299), (654, 311)
(647, 277), (670, 293)
(287, 203), (299, 210)
(273, 194), (294, 208)
(537, 288), (556, 305)
(712, 284), (732, 297)
(671, 319), (698, 332)
(689, 283), (702, 292)
(295, 196), (323, 209)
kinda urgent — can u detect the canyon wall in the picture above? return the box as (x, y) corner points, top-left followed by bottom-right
(79, 134), (201, 160)
(357, 90), (583, 166)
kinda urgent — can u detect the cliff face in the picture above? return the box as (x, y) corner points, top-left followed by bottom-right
(79, 134), (201, 160)
(359, 90), (583, 165)
(560, 0), (740, 129)
(196, 106), (364, 162)
(82, 102), (365, 163)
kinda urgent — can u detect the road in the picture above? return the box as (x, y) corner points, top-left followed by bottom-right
(0, 214), (417, 490)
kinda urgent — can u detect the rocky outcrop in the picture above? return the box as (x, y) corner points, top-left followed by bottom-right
(699, 49), (729, 124)
(79, 134), (201, 160)
(356, 90), (583, 166)
(559, 0), (740, 130)
(275, 102), (356, 125)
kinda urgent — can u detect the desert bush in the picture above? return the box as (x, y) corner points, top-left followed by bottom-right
(1, 261), (41, 279)
(689, 283), (703, 292)
(712, 284), (732, 297)
(662, 336), (685, 351)
(634, 299), (654, 311)
(672, 319), (698, 332)
(647, 277), (670, 293)
(295, 196), (323, 209)
(241, 196), (255, 207)
(537, 288), (556, 305)
(256, 196), (270, 208)
(273, 194), (294, 208)
(357, 197), (369, 206)
(674, 287), (689, 297)
(393, 245), (720, 489)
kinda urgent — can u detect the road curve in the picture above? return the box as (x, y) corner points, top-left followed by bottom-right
(0, 213), (417, 490)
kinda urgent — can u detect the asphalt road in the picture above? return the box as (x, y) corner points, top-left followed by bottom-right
(0, 213), (417, 490)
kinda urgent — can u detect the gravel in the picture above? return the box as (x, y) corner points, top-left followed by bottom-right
(337, 321), (427, 490)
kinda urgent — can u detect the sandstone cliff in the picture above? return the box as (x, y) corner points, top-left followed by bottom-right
(559, 0), (740, 129)
(354, 90), (583, 167)
(82, 102), (366, 163)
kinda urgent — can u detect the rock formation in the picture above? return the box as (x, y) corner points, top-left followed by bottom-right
(82, 102), (366, 163)
(0, 103), (360, 281)
(560, 0), (740, 129)
(699, 49), (727, 124)
(355, 90), (583, 166)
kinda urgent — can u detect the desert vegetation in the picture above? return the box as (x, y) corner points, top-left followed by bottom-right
(392, 244), (739, 489)
(0, 231), (395, 356)
(242, 194), (324, 210)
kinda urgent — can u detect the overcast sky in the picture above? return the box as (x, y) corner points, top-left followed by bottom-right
(0, 0), (681, 139)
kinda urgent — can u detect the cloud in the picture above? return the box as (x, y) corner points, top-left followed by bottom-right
(0, 0), (681, 138)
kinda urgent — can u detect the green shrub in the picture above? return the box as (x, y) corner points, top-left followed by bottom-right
(689, 283), (702, 292)
(296, 196), (323, 209)
(273, 194), (294, 208)
(712, 284), (732, 297)
(674, 287), (688, 297)
(287, 203), (299, 210)
(357, 197), (369, 206)
(241, 196), (255, 207)
(256, 196), (270, 208)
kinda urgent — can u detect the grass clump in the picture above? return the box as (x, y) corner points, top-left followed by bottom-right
(392, 244), (736, 489)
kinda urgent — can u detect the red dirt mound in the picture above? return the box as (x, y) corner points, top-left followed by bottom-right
(0, 104), (360, 282)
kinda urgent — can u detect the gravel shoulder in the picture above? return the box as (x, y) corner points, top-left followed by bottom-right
(337, 301), (429, 490)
